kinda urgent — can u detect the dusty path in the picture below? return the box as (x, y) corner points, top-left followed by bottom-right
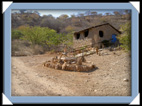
(11, 55), (77, 96)
(11, 50), (131, 96)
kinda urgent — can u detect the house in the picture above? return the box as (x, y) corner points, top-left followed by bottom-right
(73, 23), (121, 49)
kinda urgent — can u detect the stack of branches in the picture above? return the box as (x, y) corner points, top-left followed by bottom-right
(43, 55), (96, 72)
(69, 45), (94, 56)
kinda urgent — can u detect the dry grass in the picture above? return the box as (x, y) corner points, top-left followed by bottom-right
(12, 39), (45, 56)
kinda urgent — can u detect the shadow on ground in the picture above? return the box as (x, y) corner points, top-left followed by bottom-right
(81, 67), (99, 73)
(61, 67), (99, 73)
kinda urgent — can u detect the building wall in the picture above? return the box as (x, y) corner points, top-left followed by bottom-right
(73, 38), (92, 49)
(73, 24), (120, 49)
(92, 24), (120, 48)
(73, 28), (93, 40)
(73, 28), (94, 48)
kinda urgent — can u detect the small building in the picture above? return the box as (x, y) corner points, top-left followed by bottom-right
(73, 23), (121, 49)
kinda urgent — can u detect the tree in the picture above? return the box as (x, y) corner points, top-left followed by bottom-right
(71, 14), (76, 18)
(77, 13), (84, 17)
(58, 14), (69, 20)
(45, 31), (73, 48)
(65, 25), (75, 33)
(117, 10), (125, 16)
(40, 16), (64, 33)
(12, 29), (24, 40)
(85, 10), (91, 16)
(17, 25), (73, 49)
(91, 11), (97, 16)
(19, 10), (26, 14)
(113, 11), (121, 17)
(117, 22), (131, 51)
(124, 10), (131, 20)
(33, 10), (40, 15)
(18, 26), (57, 45)
(105, 13), (110, 16)
(97, 13), (102, 17)
(124, 10), (129, 14)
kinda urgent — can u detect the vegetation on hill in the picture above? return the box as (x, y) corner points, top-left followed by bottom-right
(117, 22), (131, 52)
(12, 10), (131, 32)
(11, 10), (131, 56)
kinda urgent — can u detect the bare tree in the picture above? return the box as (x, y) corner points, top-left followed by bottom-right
(85, 10), (91, 16)
(91, 11), (97, 16)
(19, 9), (26, 14)
(113, 11), (121, 17)
(105, 13), (110, 16)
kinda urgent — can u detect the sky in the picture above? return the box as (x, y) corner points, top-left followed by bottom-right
(36, 10), (114, 17)
(12, 9), (125, 18)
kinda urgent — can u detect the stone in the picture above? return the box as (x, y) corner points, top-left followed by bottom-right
(123, 78), (129, 82)
(86, 80), (89, 82)
(13, 66), (17, 69)
(58, 94), (62, 96)
(94, 89), (97, 92)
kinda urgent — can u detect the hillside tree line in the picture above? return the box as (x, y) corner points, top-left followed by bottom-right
(11, 10), (131, 55)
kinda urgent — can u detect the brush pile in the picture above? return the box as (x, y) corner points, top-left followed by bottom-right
(43, 55), (96, 72)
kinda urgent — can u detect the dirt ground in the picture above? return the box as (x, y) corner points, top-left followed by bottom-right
(11, 49), (131, 96)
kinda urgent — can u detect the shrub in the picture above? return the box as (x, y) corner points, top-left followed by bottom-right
(46, 32), (73, 48)
(16, 25), (73, 52)
(18, 25), (57, 45)
(32, 44), (44, 55)
(46, 33), (63, 47)
(117, 22), (131, 51)
(12, 29), (24, 40)
(65, 25), (75, 33)
(12, 39), (45, 56)
(18, 25), (73, 47)
(61, 32), (73, 46)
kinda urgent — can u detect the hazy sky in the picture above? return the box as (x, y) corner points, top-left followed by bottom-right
(12, 9), (122, 18)
(36, 10), (114, 17)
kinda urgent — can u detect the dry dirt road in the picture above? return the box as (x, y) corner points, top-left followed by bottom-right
(11, 49), (131, 96)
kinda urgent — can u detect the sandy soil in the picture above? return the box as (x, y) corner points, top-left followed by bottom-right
(11, 49), (131, 96)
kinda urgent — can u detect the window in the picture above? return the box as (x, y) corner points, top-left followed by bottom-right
(99, 30), (104, 37)
(76, 33), (80, 39)
(84, 30), (89, 38)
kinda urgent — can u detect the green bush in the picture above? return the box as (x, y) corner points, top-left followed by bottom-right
(117, 22), (131, 51)
(12, 29), (24, 40)
(17, 25), (73, 49)
(12, 26), (74, 55)
(18, 26), (57, 45)
(61, 32), (73, 46)
(46, 33), (63, 46)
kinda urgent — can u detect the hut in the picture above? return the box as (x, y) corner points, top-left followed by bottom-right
(73, 23), (121, 48)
